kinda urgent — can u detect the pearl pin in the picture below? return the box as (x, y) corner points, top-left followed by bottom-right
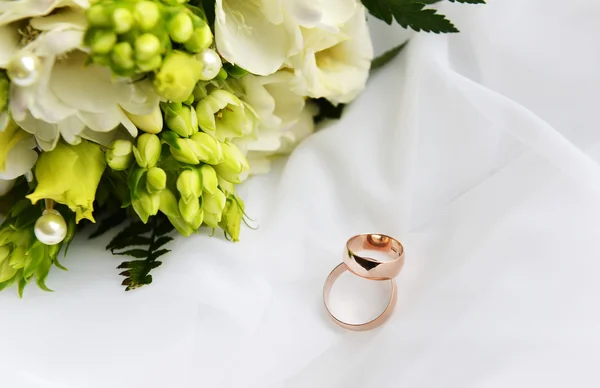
(7, 53), (41, 87)
(196, 48), (222, 81)
(34, 209), (68, 246)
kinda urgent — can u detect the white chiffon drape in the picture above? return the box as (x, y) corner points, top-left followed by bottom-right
(2, 0), (600, 386)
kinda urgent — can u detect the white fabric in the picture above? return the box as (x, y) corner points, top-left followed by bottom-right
(2, 0), (600, 386)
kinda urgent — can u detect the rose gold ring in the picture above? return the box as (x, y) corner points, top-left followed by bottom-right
(343, 234), (405, 280)
(323, 263), (398, 331)
(323, 234), (404, 331)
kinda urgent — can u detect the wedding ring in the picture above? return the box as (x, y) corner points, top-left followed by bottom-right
(343, 234), (404, 280)
(323, 234), (404, 331)
(323, 263), (397, 331)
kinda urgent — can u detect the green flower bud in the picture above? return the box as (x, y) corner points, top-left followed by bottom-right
(166, 105), (198, 137)
(135, 33), (161, 62)
(0, 71), (9, 112)
(111, 42), (135, 71)
(178, 197), (201, 225)
(158, 189), (195, 236)
(137, 55), (163, 72)
(113, 8), (134, 34)
(219, 195), (244, 242)
(169, 12), (194, 43)
(125, 105), (163, 134)
(133, 133), (161, 168)
(162, 101), (182, 117)
(170, 138), (200, 165)
(199, 164), (218, 195)
(87, 5), (112, 27)
(184, 25), (213, 53)
(106, 139), (134, 171)
(203, 211), (222, 229)
(154, 51), (203, 102)
(214, 143), (249, 183)
(177, 168), (202, 202)
(146, 167), (167, 193)
(91, 30), (117, 55)
(134, 1), (161, 31)
(190, 132), (223, 165)
(132, 191), (161, 223)
(202, 189), (226, 215)
(196, 90), (257, 141)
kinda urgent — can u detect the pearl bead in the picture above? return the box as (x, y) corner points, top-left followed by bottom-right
(34, 210), (68, 246)
(7, 53), (41, 87)
(196, 49), (222, 81)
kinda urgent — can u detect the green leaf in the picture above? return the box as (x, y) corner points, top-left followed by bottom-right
(371, 42), (408, 71)
(362, 0), (459, 33)
(17, 276), (26, 298)
(34, 255), (53, 292)
(23, 242), (44, 278)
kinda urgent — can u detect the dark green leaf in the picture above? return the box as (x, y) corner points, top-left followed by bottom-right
(313, 98), (346, 124)
(107, 236), (152, 251)
(362, 0), (460, 33)
(149, 249), (170, 261)
(449, 0), (485, 3)
(151, 236), (173, 250)
(89, 208), (127, 239)
(113, 249), (149, 258)
(371, 42), (408, 70)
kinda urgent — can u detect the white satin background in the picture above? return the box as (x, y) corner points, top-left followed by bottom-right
(2, 0), (600, 386)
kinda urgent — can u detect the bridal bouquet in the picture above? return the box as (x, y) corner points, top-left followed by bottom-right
(0, 0), (483, 295)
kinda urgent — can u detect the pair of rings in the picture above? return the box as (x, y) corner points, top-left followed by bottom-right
(323, 234), (405, 331)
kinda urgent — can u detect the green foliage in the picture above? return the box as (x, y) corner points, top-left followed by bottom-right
(0, 180), (76, 297)
(106, 214), (174, 290)
(361, 0), (485, 33)
(371, 42), (408, 71)
(313, 99), (346, 124)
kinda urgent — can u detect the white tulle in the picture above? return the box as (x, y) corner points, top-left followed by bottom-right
(2, 0), (600, 387)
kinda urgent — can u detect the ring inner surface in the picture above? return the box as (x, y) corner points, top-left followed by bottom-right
(347, 234), (403, 263)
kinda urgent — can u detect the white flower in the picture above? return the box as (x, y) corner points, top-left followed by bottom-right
(214, 0), (357, 76)
(4, 10), (159, 150)
(239, 71), (317, 174)
(289, 5), (373, 104)
(0, 0), (89, 26)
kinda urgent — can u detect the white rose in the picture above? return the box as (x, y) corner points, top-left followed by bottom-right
(4, 10), (159, 150)
(214, 0), (357, 76)
(239, 71), (317, 174)
(289, 5), (373, 104)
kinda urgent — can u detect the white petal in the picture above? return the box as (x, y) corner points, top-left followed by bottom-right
(56, 115), (85, 144)
(78, 108), (121, 132)
(50, 52), (121, 113)
(0, 25), (19, 67)
(30, 8), (88, 31)
(32, 29), (84, 57)
(215, 0), (301, 76)
(0, 179), (15, 196)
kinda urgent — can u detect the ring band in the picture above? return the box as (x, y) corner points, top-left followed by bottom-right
(343, 234), (404, 280)
(323, 263), (397, 331)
